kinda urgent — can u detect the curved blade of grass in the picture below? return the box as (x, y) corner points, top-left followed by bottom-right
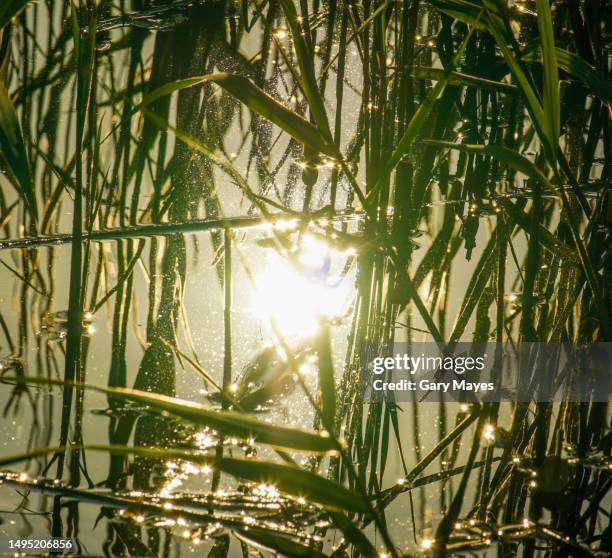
(478, 0), (557, 167)
(0, 462), (317, 522)
(481, 4), (543, 121)
(138, 73), (338, 158)
(315, 325), (336, 428)
(423, 140), (554, 190)
(0, 446), (64, 467)
(0, 81), (36, 222)
(0, 0), (30, 30)
(555, 48), (612, 105)
(432, 1), (552, 160)
(328, 512), (377, 557)
(217, 457), (368, 513)
(82, 446), (365, 516)
(498, 199), (579, 263)
(483, 3), (591, 216)
(428, 0), (491, 28)
(40, 378), (339, 453)
(278, 0), (332, 139)
(5, 376), (340, 454)
(235, 528), (327, 558)
(535, 0), (560, 153)
(136, 76), (211, 110)
(114, 391), (339, 453)
(82, 445), (365, 513)
(432, 0), (591, 216)
(522, 46), (612, 105)
(408, 66), (518, 95)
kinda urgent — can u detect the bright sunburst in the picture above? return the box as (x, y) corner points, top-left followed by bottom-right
(251, 233), (354, 340)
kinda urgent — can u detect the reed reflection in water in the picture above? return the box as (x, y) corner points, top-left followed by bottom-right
(0, 0), (610, 557)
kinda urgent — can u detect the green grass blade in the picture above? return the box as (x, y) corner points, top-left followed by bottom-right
(0, 81), (36, 222)
(328, 512), (378, 557)
(424, 140), (554, 190)
(278, 0), (332, 139)
(555, 47), (612, 104)
(479, 1), (552, 159)
(405, 412), (479, 483)
(235, 528), (327, 558)
(107, 387), (341, 453)
(427, 0), (489, 28)
(522, 46), (612, 105)
(408, 66), (518, 94)
(136, 76), (214, 110)
(139, 73), (338, 158)
(83, 445), (366, 513)
(6, 376), (341, 454)
(315, 325), (336, 428)
(217, 457), (369, 513)
(535, 0), (560, 152)
(0, 446), (64, 467)
(430, 0), (555, 166)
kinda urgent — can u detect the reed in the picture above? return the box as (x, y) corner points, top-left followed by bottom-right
(0, 1), (609, 557)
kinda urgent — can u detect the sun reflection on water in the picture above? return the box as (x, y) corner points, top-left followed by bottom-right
(251, 233), (355, 340)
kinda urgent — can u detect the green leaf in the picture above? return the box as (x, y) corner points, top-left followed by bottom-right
(0, 446), (64, 467)
(278, 0), (332, 139)
(480, 1), (546, 142)
(85, 445), (363, 513)
(83, 445), (365, 513)
(139, 73), (338, 158)
(111, 387), (342, 454)
(10, 377), (340, 454)
(235, 528), (327, 558)
(427, 0), (489, 28)
(315, 325), (336, 428)
(86, 445), (368, 513)
(0, 0), (30, 30)
(328, 512), (378, 557)
(555, 48), (612, 104)
(535, 0), (560, 153)
(522, 47), (612, 105)
(423, 140), (554, 190)
(0, 80), (36, 222)
(207, 536), (230, 558)
(217, 457), (369, 513)
(137, 76), (213, 110)
(408, 66), (518, 94)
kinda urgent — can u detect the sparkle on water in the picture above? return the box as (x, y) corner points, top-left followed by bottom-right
(251, 233), (354, 340)
(482, 423), (496, 442)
